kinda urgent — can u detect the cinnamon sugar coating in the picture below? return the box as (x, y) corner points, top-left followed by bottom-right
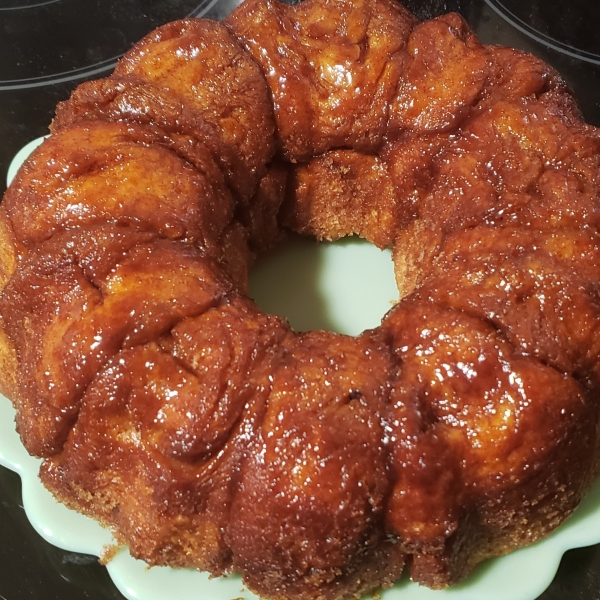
(1, 0), (600, 599)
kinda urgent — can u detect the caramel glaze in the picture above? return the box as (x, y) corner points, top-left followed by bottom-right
(1, 0), (600, 599)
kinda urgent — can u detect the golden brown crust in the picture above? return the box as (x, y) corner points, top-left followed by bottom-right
(228, 329), (401, 599)
(41, 296), (288, 574)
(0, 226), (232, 456)
(226, 0), (416, 159)
(0, 323), (18, 403)
(53, 19), (277, 203)
(1, 0), (600, 598)
(3, 121), (235, 252)
(383, 300), (597, 586)
(283, 150), (404, 248)
(389, 13), (488, 133)
(424, 226), (600, 378)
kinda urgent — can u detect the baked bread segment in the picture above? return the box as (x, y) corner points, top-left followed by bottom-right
(228, 329), (402, 600)
(384, 301), (597, 587)
(389, 12), (488, 133)
(284, 150), (403, 248)
(52, 19), (277, 204)
(0, 227), (232, 456)
(2, 121), (234, 251)
(41, 296), (288, 575)
(227, 0), (416, 159)
(424, 226), (600, 379)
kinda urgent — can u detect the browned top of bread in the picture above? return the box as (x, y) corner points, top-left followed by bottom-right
(1, 0), (600, 599)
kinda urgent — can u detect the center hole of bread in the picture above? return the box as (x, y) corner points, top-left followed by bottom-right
(248, 234), (398, 336)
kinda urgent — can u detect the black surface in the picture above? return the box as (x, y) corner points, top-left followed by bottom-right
(0, 466), (125, 600)
(484, 0), (600, 63)
(0, 0), (600, 599)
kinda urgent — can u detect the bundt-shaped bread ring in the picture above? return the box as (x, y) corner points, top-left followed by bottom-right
(1, 0), (600, 599)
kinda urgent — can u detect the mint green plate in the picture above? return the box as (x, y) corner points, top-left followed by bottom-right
(3, 138), (600, 600)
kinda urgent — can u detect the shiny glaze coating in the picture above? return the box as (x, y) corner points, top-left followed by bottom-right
(1, 0), (600, 599)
